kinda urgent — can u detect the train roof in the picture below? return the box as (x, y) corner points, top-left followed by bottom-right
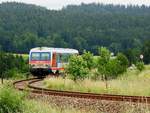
(30, 47), (79, 54)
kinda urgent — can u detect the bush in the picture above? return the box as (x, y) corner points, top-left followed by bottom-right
(66, 55), (89, 81)
(82, 50), (94, 70)
(136, 62), (145, 71)
(97, 47), (129, 81)
(0, 52), (28, 83)
(0, 85), (25, 113)
(5, 69), (26, 79)
(116, 53), (129, 74)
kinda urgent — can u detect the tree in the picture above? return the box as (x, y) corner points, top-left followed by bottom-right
(143, 40), (150, 64)
(124, 48), (140, 65)
(82, 50), (94, 70)
(97, 47), (128, 89)
(66, 55), (89, 81)
(0, 52), (27, 83)
(0, 2), (150, 54)
(116, 53), (129, 74)
(97, 47), (111, 88)
(0, 52), (8, 83)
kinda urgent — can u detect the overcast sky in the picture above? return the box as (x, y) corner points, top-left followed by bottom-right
(0, 0), (150, 10)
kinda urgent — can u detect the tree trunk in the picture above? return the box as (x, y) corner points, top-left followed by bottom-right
(1, 76), (3, 84)
(104, 75), (108, 90)
(0, 72), (3, 84)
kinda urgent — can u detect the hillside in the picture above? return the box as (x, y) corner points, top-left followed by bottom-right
(0, 2), (150, 53)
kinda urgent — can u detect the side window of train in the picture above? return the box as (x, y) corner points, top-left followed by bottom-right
(61, 53), (71, 63)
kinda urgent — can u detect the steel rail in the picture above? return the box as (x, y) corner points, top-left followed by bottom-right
(13, 78), (150, 104)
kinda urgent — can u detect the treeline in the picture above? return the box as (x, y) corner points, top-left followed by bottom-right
(0, 2), (150, 59)
(0, 52), (28, 83)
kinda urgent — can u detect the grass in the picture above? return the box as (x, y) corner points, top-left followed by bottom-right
(0, 82), (94, 113)
(43, 65), (150, 96)
(23, 100), (93, 113)
(0, 78), (150, 113)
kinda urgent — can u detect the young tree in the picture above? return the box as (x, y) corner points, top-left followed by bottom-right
(116, 53), (129, 74)
(82, 50), (94, 70)
(97, 47), (128, 89)
(97, 47), (111, 88)
(0, 52), (7, 84)
(66, 55), (89, 81)
(136, 61), (145, 71)
(143, 40), (150, 64)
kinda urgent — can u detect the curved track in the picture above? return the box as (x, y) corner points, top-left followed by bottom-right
(13, 78), (150, 104)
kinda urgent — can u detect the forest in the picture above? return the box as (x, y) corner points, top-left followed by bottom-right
(0, 2), (150, 63)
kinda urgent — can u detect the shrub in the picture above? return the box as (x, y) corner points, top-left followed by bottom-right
(136, 62), (145, 71)
(0, 85), (25, 113)
(97, 47), (111, 78)
(82, 50), (94, 70)
(0, 52), (28, 83)
(97, 47), (129, 88)
(116, 53), (129, 74)
(66, 55), (89, 81)
(105, 59), (120, 78)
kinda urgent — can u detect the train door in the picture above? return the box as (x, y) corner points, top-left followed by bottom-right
(56, 53), (62, 68)
(52, 52), (57, 67)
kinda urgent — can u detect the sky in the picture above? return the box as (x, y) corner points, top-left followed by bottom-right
(0, 0), (150, 10)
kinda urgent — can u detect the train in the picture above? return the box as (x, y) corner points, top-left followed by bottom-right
(29, 47), (79, 77)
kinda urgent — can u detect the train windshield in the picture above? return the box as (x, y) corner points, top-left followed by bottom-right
(31, 52), (40, 60)
(41, 52), (50, 60)
(31, 52), (50, 61)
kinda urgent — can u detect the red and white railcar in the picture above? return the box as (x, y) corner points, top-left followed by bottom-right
(29, 47), (78, 77)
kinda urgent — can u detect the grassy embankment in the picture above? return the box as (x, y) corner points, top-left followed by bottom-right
(0, 82), (92, 113)
(43, 65), (150, 96)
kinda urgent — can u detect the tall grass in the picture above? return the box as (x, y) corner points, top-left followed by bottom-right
(0, 83), (93, 113)
(23, 100), (94, 113)
(0, 84), (25, 113)
(0, 82), (150, 113)
(44, 65), (150, 96)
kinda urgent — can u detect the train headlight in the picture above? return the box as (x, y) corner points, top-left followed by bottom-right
(45, 64), (50, 68)
(31, 64), (35, 67)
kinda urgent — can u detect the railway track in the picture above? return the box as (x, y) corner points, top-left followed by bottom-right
(13, 78), (150, 104)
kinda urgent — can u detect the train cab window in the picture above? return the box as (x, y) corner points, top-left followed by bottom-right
(41, 52), (50, 61)
(31, 52), (40, 60)
(61, 53), (72, 63)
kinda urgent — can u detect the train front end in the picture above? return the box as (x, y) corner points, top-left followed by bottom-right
(29, 47), (51, 77)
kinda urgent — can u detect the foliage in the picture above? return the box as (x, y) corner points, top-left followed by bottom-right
(143, 40), (150, 64)
(0, 2), (150, 55)
(0, 85), (25, 113)
(124, 48), (141, 65)
(97, 47), (128, 80)
(0, 84), (92, 113)
(136, 62), (145, 71)
(105, 59), (120, 78)
(43, 65), (150, 96)
(97, 47), (110, 78)
(66, 55), (89, 81)
(82, 50), (94, 70)
(0, 52), (28, 83)
(116, 53), (129, 74)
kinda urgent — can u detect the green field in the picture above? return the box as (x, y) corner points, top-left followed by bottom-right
(43, 65), (150, 96)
